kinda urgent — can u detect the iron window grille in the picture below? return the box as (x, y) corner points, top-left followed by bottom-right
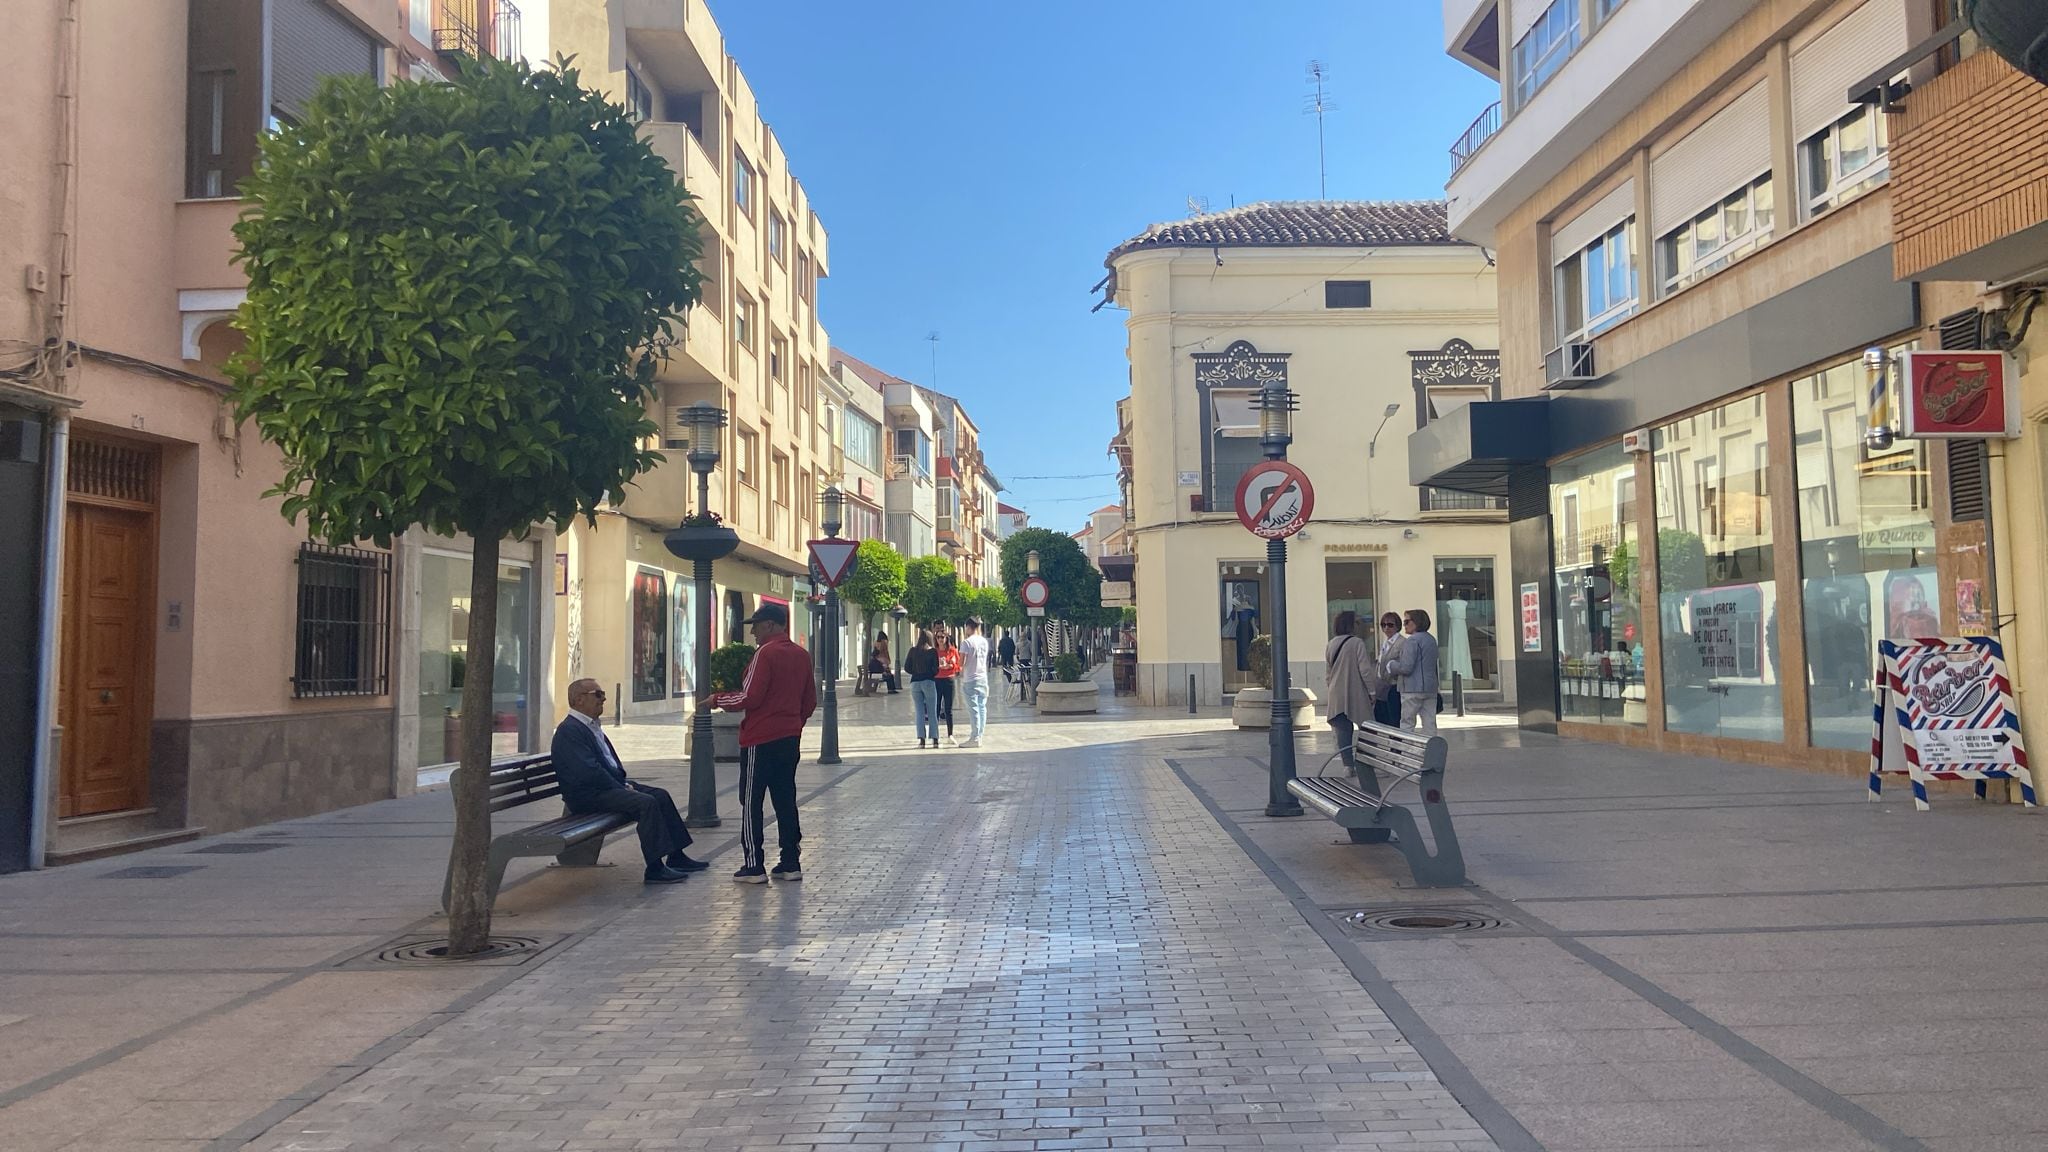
(292, 543), (391, 698)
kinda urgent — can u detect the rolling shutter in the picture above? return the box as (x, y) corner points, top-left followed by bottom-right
(1552, 179), (1635, 263)
(1649, 83), (1773, 237)
(271, 0), (378, 120)
(1789, 0), (1910, 140)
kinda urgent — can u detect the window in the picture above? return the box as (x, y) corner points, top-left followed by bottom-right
(1551, 446), (1645, 726)
(1324, 281), (1372, 309)
(733, 148), (755, 218)
(768, 211), (786, 264)
(1513, 0), (1582, 106)
(736, 426), (759, 488)
(417, 554), (532, 765)
(1794, 342), (1930, 750)
(292, 543), (391, 698)
(892, 427), (932, 476)
(771, 451), (790, 506)
(1206, 388), (1263, 510)
(797, 252), (812, 301)
(1659, 174), (1774, 294)
(1324, 561), (1378, 638)
(797, 362), (812, 412)
(631, 568), (667, 702)
(734, 294), (756, 352)
(846, 409), (882, 471)
(1801, 102), (1889, 218)
(769, 335), (787, 385)
(1654, 394), (1780, 743)
(1435, 559), (1498, 690)
(1555, 220), (1638, 344)
(625, 69), (654, 124)
(937, 480), (958, 533)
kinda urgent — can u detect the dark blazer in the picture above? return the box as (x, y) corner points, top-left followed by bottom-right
(551, 715), (630, 812)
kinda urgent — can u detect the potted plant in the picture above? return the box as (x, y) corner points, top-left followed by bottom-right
(1036, 650), (1099, 714)
(706, 641), (755, 760)
(1231, 634), (1317, 729)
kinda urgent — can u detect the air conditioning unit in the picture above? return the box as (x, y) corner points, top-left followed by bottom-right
(1621, 428), (1651, 454)
(1543, 342), (1597, 389)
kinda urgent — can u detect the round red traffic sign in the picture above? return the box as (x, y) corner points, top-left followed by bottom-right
(1234, 460), (1316, 539)
(1020, 576), (1051, 609)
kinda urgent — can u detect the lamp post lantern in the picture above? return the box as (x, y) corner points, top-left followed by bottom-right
(1258, 380), (1304, 817)
(662, 402), (736, 827)
(817, 485), (846, 766)
(1025, 549), (1042, 704)
(890, 603), (908, 684)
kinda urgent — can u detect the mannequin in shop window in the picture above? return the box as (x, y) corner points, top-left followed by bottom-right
(1222, 586), (1260, 671)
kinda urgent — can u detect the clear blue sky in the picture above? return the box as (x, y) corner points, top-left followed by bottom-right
(711, 1), (1497, 531)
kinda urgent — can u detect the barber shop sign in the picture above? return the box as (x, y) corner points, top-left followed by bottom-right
(1899, 350), (2020, 439)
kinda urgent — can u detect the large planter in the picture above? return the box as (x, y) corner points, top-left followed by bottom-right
(712, 709), (743, 761)
(1231, 687), (1317, 730)
(663, 522), (741, 563)
(1036, 680), (1099, 715)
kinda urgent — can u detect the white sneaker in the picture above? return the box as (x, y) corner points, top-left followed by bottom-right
(960, 737), (981, 748)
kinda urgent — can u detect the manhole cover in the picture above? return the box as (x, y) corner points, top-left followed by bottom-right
(1345, 907), (1504, 933)
(339, 934), (558, 968)
(187, 842), (288, 854)
(101, 865), (205, 879)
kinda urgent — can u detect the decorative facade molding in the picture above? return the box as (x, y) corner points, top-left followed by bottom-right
(1192, 340), (1291, 388)
(1407, 338), (1501, 390)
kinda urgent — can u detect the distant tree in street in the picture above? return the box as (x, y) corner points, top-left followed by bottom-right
(997, 527), (1101, 622)
(227, 55), (701, 954)
(902, 554), (962, 625)
(839, 539), (907, 635)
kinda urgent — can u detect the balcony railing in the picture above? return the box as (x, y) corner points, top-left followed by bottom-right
(1449, 101), (1501, 175)
(1421, 486), (1507, 512)
(435, 0), (522, 61)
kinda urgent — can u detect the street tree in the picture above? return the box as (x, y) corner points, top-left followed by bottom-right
(227, 55), (701, 954)
(838, 539), (907, 636)
(997, 527), (1102, 621)
(902, 554), (962, 625)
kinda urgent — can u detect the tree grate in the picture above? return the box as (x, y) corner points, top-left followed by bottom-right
(340, 935), (555, 969)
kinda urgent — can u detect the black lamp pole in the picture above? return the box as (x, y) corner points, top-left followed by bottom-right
(1025, 549), (1042, 705)
(818, 485), (845, 766)
(663, 403), (735, 828)
(1260, 381), (1303, 818)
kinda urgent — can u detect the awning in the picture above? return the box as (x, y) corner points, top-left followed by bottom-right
(1407, 396), (1552, 498)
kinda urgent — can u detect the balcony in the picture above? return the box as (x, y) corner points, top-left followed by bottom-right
(623, 0), (723, 102)
(639, 121), (725, 227)
(1449, 102), (1500, 175)
(434, 0), (522, 61)
(1420, 486), (1508, 514)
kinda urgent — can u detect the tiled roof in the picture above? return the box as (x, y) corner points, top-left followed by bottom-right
(1105, 200), (1456, 266)
(828, 348), (904, 393)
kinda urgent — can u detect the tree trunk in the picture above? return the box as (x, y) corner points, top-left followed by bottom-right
(444, 533), (501, 955)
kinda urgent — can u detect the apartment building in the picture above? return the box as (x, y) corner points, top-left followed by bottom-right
(1422, 0), (2029, 772)
(0, 0), (553, 872)
(1099, 201), (1508, 707)
(540, 0), (836, 719)
(996, 502), (1031, 539)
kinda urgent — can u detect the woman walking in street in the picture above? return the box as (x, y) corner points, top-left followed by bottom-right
(933, 622), (962, 742)
(1324, 611), (1378, 773)
(906, 630), (940, 748)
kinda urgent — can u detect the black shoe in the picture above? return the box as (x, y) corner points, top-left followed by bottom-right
(771, 862), (802, 881)
(667, 852), (710, 873)
(643, 865), (690, 885)
(918, 740), (926, 749)
(733, 865), (768, 884)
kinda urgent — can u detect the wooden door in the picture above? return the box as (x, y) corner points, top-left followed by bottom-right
(60, 503), (155, 817)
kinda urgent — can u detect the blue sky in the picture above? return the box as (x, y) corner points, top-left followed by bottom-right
(706, 1), (1497, 530)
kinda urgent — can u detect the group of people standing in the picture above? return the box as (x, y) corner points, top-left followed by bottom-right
(1324, 608), (1442, 766)
(902, 618), (992, 748)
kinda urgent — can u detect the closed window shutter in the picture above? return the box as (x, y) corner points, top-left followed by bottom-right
(1552, 179), (1635, 262)
(1650, 83), (1773, 237)
(1939, 308), (1990, 523)
(272, 0), (378, 120)
(1789, 0), (1910, 141)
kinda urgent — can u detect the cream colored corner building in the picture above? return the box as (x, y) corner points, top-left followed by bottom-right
(1100, 202), (1510, 708)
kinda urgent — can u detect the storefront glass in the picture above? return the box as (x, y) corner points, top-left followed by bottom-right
(1434, 558), (1497, 690)
(1218, 562), (1270, 694)
(672, 580), (697, 698)
(1551, 445), (1646, 725)
(1793, 347), (1933, 749)
(417, 553), (534, 766)
(1654, 394), (1781, 742)
(1324, 559), (1378, 634)
(631, 567), (668, 702)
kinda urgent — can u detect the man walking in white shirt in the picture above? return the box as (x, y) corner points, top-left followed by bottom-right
(958, 617), (992, 748)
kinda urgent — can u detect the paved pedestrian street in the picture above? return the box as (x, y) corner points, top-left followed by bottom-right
(4, 684), (2048, 1151)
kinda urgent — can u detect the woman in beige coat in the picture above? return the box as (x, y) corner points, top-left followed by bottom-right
(1324, 611), (1382, 772)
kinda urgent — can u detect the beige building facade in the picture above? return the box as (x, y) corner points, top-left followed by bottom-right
(1101, 202), (1510, 708)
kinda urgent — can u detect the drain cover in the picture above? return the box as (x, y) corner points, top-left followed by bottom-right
(101, 865), (206, 879)
(342, 934), (554, 968)
(187, 842), (288, 855)
(1345, 907), (1503, 933)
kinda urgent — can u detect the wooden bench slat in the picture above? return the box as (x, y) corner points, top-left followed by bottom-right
(488, 786), (563, 813)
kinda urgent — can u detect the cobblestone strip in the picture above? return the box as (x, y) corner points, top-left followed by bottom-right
(246, 748), (1499, 1151)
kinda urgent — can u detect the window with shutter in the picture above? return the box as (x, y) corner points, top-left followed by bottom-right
(271, 0), (378, 123)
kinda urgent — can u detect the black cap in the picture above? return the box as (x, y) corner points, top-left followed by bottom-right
(743, 602), (789, 627)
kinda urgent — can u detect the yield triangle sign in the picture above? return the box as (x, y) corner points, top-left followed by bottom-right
(807, 538), (861, 588)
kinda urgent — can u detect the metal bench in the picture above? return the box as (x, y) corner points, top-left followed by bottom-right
(439, 754), (636, 912)
(1287, 722), (1465, 887)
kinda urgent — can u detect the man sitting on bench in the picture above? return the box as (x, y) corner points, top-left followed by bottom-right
(553, 678), (710, 885)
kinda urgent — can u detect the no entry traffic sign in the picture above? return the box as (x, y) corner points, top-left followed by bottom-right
(1234, 460), (1315, 539)
(1021, 576), (1050, 617)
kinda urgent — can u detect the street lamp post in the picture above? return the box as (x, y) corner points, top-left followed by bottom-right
(1026, 549), (1042, 705)
(1259, 380), (1303, 818)
(817, 485), (845, 766)
(663, 402), (737, 828)
(891, 603), (908, 688)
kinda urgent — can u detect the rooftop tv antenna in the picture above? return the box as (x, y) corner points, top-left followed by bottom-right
(926, 330), (940, 386)
(1305, 60), (1336, 199)
(1186, 196), (1211, 216)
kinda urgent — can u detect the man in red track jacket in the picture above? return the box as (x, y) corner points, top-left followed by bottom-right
(710, 602), (817, 883)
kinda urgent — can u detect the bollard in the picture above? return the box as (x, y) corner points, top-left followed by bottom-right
(1188, 673), (1197, 714)
(1453, 671), (1465, 717)
(614, 682), (623, 725)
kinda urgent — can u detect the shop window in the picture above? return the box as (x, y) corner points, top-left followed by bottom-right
(1220, 563), (1270, 695)
(1654, 395), (1780, 742)
(1324, 560), (1378, 637)
(1793, 343), (1930, 750)
(1434, 558), (1497, 690)
(671, 581), (696, 698)
(1551, 445), (1646, 725)
(632, 567), (668, 702)
(417, 553), (533, 766)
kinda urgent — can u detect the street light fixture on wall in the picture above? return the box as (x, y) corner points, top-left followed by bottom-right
(663, 402), (736, 827)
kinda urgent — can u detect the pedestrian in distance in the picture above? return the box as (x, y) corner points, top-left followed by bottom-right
(933, 621), (961, 741)
(709, 603), (817, 883)
(998, 629), (1016, 671)
(552, 679), (709, 885)
(957, 616), (991, 748)
(1323, 611), (1376, 773)
(1372, 612), (1404, 727)
(867, 632), (899, 693)
(1383, 608), (1441, 733)
(905, 629), (941, 748)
